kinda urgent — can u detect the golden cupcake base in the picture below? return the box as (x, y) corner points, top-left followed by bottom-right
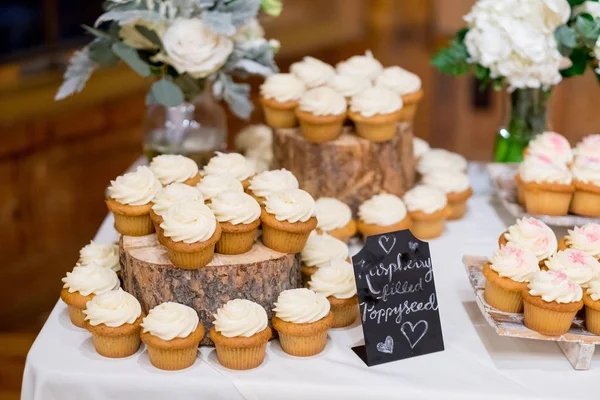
(571, 180), (600, 217)
(522, 291), (582, 336)
(209, 327), (271, 370)
(523, 181), (574, 216)
(160, 223), (221, 269)
(272, 313), (334, 357)
(215, 219), (260, 255)
(141, 325), (205, 370)
(260, 96), (299, 129)
(260, 209), (317, 253)
(84, 316), (143, 358)
(328, 296), (359, 328)
(295, 109), (346, 143)
(408, 207), (451, 240)
(106, 198), (154, 236)
(482, 263), (527, 313)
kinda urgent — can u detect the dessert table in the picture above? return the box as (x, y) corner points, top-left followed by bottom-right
(22, 164), (599, 400)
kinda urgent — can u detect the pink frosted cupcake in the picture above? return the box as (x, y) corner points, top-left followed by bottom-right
(500, 217), (557, 265)
(525, 131), (573, 164)
(575, 134), (600, 158)
(560, 223), (600, 259)
(544, 249), (600, 288)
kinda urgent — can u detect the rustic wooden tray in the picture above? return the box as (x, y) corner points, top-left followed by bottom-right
(462, 255), (599, 370)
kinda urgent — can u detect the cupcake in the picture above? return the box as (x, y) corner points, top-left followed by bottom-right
(326, 73), (372, 103)
(234, 124), (272, 155)
(83, 288), (143, 358)
(290, 56), (336, 89)
(210, 299), (272, 370)
(295, 87), (347, 143)
(261, 189), (317, 253)
(149, 154), (201, 186)
(106, 166), (162, 236)
(160, 200), (221, 269)
(575, 134), (600, 157)
(500, 217), (557, 264)
(203, 152), (256, 190)
(422, 171), (472, 220)
(483, 243), (540, 313)
(141, 302), (204, 370)
(314, 197), (357, 242)
(524, 131), (573, 164)
(335, 51), (383, 81)
(584, 277), (600, 334)
(301, 232), (349, 282)
(259, 73), (306, 128)
(403, 186), (450, 240)
(520, 154), (574, 216)
(374, 66), (424, 121)
(559, 223), (600, 259)
(416, 149), (467, 177)
(570, 155), (600, 217)
(413, 137), (430, 161)
(522, 270), (583, 336)
(515, 162), (527, 206)
(308, 259), (358, 328)
(150, 182), (203, 230)
(208, 191), (261, 255)
(348, 87), (403, 142)
(196, 173), (244, 204)
(78, 241), (120, 274)
(357, 193), (412, 238)
(247, 169), (299, 205)
(272, 288), (335, 357)
(60, 265), (120, 328)
(544, 249), (600, 287)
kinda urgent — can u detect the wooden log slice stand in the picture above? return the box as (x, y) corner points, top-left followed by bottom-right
(120, 234), (301, 345)
(272, 122), (415, 214)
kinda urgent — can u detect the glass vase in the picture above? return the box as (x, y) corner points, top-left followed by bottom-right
(493, 88), (551, 163)
(143, 89), (227, 167)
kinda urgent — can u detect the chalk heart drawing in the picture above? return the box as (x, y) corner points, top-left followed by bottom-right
(408, 241), (419, 252)
(376, 336), (394, 354)
(378, 235), (396, 255)
(401, 320), (428, 349)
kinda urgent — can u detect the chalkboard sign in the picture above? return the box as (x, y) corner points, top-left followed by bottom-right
(351, 230), (444, 366)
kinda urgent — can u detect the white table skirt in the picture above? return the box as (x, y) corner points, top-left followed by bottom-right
(22, 165), (599, 400)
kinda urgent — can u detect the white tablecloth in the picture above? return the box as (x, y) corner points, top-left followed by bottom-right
(22, 165), (598, 400)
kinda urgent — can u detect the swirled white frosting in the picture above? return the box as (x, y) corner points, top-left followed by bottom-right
(264, 189), (316, 223)
(527, 132), (573, 164)
(490, 242), (540, 283)
(149, 155), (199, 186)
(571, 155), (600, 186)
(544, 249), (600, 287)
(587, 277), (600, 301)
(358, 194), (407, 226)
(404, 185), (447, 214)
(208, 191), (260, 225)
(350, 87), (402, 118)
(141, 302), (199, 341)
(504, 217), (557, 261)
(249, 169), (299, 200)
(519, 154), (572, 184)
(62, 265), (120, 297)
(301, 232), (349, 268)
(83, 288), (142, 327)
(315, 197), (352, 231)
(290, 56), (336, 88)
(260, 73), (306, 103)
(273, 288), (331, 324)
(309, 259), (357, 299)
(326, 74), (372, 98)
(566, 223), (600, 258)
(152, 183), (203, 217)
(196, 174), (244, 201)
(108, 166), (162, 206)
(575, 134), (600, 158)
(336, 50), (383, 80)
(79, 241), (120, 272)
(528, 270), (583, 304)
(160, 200), (217, 243)
(203, 152), (255, 181)
(213, 299), (268, 338)
(421, 171), (470, 194)
(298, 87), (347, 116)
(413, 137), (430, 159)
(234, 124), (272, 154)
(374, 66), (422, 95)
(416, 149), (467, 175)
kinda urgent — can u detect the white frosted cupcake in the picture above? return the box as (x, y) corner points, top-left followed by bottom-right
(525, 132), (573, 164)
(570, 155), (600, 217)
(83, 288), (143, 358)
(309, 259), (358, 328)
(149, 154), (200, 186)
(60, 265), (120, 328)
(357, 193), (411, 238)
(141, 302), (204, 370)
(208, 191), (261, 255)
(314, 197), (357, 242)
(79, 241), (120, 273)
(106, 166), (162, 236)
(301, 232), (349, 281)
(413, 137), (430, 160)
(374, 66), (423, 120)
(272, 288), (335, 356)
(203, 152), (256, 189)
(234, 124), (272, 154)
(196, 173), (244, 203)
(422, 171), (472, 220)
(295, 86), (347, 143)
(500, 217), (557, 264)
(349, 87), (403, 142)
(575, 134), (600, 158)
(248, 169), (299, 205)
(560, 223), (600, 259)
(150, 182), (203, 228)
(584, 277), (600, 334)
(210, 299), (271, 370)
(335, 50), (383, 80)
(416, 149), (467, 176)
(326, 73), (372, 102)
(290, 56), (335, 88)
(403, 185), (450, 240)
(544, 249), (600, 287)
(259, 73), (306, 128)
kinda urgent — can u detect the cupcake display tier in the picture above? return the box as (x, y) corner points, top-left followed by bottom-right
(120, 234), (301, 345)
(272, 122), (415, 213)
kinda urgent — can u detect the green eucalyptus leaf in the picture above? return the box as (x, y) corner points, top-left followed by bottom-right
(456, 28), (469, 42)
(151, 79), (185, 107)
(89, 39), (119, 67)
(431, 38), (470, 76)
(568, 0), (588, 6)
(555, 25), (577, 56)
(134, 25), (163, 50)
(561, 48), (590, 77)
(111, 42), (151, 76)
(82, 25), (113, 40)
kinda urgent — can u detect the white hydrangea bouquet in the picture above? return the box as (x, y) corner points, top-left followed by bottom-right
(55, 0), (282, 119)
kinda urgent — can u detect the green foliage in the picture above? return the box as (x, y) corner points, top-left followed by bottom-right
(431, 38), (470, 76)
(134, 25), (163, 50)
(568, 0), (596, 6)
(562, 47), (591, 77)
(88, 39), (119, 67)
(213, 73), (252, 119)
(151, 78), (185, 107)
(111, 43), (152, 76)
(261, 0), (282, 17)
(555, 25), (577, 56)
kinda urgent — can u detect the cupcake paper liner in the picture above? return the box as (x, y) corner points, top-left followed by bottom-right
(410, 218), (445, 240)
(216, 230), (256, 255)
(166, 245), (216, 270)
(113, 213), (154, 236)
(330, 301), (359, 328)
(447, 200), (468, 221)
(296, 111), (345, 144)
(67, 306), (86, 328)
(523, 300), (577, 336)
(524, 189), (572, 216)
(585, 306), (600, 335)
(571, 190), (600, 217)
(484, 280), (523, 313)
(261, 224), (311, 254)
(146, 345), (199, 370)
(277, 331), (329, 357)
(91, 332), (141, 358)
(214, 343), (268, 370)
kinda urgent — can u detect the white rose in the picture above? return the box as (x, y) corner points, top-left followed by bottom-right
(155, 19), (233, 79)
(120, 20), (166, 50)
(545, 0), (571, 26)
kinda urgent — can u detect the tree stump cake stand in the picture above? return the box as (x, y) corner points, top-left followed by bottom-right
(120, 234), (301, 345)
